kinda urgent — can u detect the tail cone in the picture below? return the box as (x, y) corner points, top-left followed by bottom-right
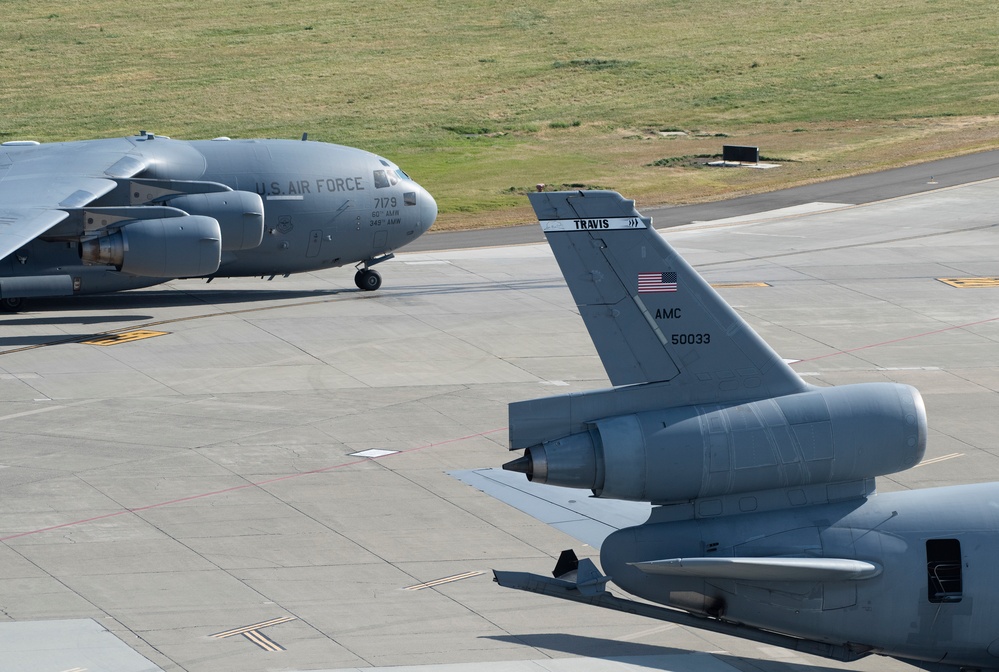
(502, 455), (532, 478)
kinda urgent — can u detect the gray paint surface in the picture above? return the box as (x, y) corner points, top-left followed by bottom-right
(0, 618), (163, 671)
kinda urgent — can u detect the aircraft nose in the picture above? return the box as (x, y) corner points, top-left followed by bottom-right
(419, 185), (437, 232)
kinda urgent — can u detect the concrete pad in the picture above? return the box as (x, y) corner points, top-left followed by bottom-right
(3, 179), (999, 671)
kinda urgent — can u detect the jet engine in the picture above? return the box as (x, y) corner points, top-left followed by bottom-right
(164, 191), (264, 251)
(80, 215), (222, 278)
(504, 383), (926, 503)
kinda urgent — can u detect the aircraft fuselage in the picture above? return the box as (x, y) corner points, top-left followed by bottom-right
(192, 138), (435, 277)
(602, 482), (999, 669)
(0, 134), (436, 300)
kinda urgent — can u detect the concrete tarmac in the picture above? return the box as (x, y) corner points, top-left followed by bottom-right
(1, 175), (998, 672)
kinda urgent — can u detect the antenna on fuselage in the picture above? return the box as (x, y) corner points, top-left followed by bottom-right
(301, 132), (308, 141)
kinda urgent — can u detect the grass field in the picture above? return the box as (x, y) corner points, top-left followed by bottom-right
(3, 1), (998, 229)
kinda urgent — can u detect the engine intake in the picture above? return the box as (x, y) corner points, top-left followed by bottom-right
(165, 191), (264, 251)
(503, 383), (926, 503)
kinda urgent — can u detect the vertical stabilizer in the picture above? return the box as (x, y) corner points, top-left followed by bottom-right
(528, 190), (805, 406)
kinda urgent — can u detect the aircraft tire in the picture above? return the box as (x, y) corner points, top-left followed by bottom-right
(0, 297), (24, 313)
(355, 269), (382, 291)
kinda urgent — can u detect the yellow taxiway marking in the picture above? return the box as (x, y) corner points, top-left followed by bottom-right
(938, 277), (999, 288)
(1, 289), (353, 357)
(241, 629), (284, 652)
(915, 453), (965, 468)
(710, 281), (771, 289)
(212, 615), (296, 639)
(404, 570), (485, 591)
(81, 330), (168, 346)
(211, 615), (296, 652)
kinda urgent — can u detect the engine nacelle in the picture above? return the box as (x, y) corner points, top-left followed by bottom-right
(504, 383), (926, 503)
(80, 215), (222, 278)
(165, 191), (264, 251)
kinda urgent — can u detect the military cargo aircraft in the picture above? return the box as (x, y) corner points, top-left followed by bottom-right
(467, 190), (995, 671)
(0, 132), (437, 311)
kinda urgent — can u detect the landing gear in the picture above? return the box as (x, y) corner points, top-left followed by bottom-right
(354, 268), (382, 291)
(0, 297), (24, 313)
(354, 252), (393, 291)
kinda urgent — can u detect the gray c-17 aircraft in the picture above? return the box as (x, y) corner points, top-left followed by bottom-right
(458, 190), (997, 671)
(0, 131), (437, 311)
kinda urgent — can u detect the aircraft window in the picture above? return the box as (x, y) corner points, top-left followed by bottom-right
(373, 169), (400, 189)
(379, 159), (391, 167)
(926, 538), (962, 603)
(395, 168), (411, 181)
(404, 192), (417, 206)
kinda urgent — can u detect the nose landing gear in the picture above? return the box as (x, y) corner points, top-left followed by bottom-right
(354, 268), (382, 291)
(354, 252), (394, 291)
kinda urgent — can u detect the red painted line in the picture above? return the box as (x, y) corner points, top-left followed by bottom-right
(0, 427), (506, 542)
(795, 316), (999, 363)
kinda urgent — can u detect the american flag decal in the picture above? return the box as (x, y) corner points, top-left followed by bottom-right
(638, 271), (678, 293)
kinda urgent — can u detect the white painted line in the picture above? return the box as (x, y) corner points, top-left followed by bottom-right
(615, 623), (676, 641)
(0, 399), (98, 422)
(693, 202), (853, 226)
(915, 453), (964, 468)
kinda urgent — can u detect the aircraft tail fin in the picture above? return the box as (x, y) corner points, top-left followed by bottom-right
(528, 190), (805, 405)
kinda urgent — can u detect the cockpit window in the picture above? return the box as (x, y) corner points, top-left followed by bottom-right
(373, 169), (400, 189)
(395, 168), (411, 181)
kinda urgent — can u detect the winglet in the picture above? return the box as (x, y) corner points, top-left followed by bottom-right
(527, 190), (805, 403)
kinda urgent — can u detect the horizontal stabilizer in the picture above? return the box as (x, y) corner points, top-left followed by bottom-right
(630, 556), (882, 582)
(450, 468), (650, 549)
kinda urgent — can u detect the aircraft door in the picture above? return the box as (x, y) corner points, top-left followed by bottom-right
(306, 230), (322, 258)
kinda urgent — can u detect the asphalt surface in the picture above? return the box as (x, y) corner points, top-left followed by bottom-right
(408, 148), (999, 251)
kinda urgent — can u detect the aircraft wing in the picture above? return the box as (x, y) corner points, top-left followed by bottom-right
(451, 467), (651, 549)
(0, 140), (147, 261)
(0, 177), (121, 259)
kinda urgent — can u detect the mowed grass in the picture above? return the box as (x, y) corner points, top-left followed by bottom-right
(2, 1), (998, 229)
